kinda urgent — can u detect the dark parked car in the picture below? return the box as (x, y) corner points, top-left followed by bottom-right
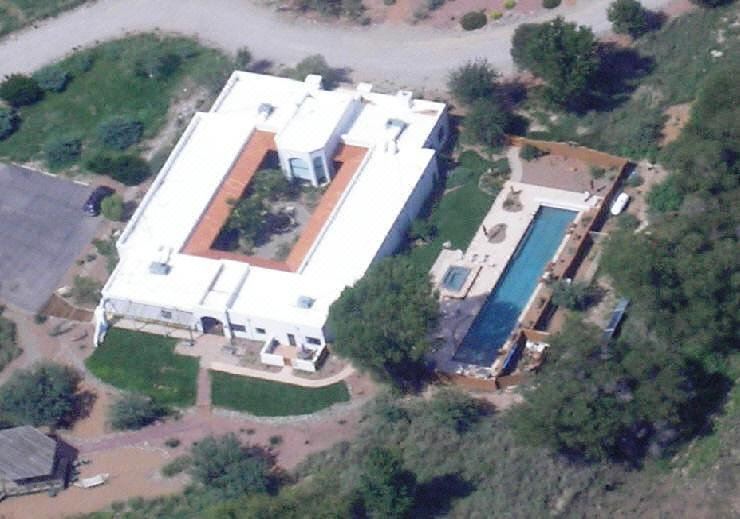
(83, 186), (115, 216)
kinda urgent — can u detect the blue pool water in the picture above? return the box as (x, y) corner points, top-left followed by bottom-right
(453, 206), (576, 366)
(442, 266), (471, 291)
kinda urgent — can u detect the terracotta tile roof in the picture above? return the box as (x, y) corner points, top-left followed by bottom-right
(181, 129), (368, 273)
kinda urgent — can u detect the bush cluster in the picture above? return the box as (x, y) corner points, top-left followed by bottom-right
(101, 193), (125, 221)
(460, 11), (487, 30)
(44, 135), (82, 168)
(0, 74), (44, 107)
(542, 0), (561, 8)
(87, 153), (151, 185)
(0, 107), (19, 140)
(33, 65), (71, 93)
(97, 115), (144, 150)
(109, 393), (167, 430)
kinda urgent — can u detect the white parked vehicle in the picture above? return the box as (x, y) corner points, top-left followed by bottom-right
(610, 192), (630, 216)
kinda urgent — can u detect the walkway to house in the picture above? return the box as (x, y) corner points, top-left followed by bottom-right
(0, 0), (677, 90)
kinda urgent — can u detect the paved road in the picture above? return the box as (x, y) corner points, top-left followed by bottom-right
(0, 0), (674, 89)
(0, 165), (100, 312)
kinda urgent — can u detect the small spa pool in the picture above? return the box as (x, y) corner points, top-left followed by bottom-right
(453, 206), (576, 366)
(441, 266), (471, 292)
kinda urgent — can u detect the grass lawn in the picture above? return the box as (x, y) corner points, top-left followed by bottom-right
(0, 0), (88, 37)
(86, 328), (198, 407)
(0, 34), (232, 172)
(0, 315), (21, 373)
(210, 371), (350, 417)
(406, 150), (497, 271)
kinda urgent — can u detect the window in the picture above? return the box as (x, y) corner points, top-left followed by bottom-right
(255, 327), (266, 335)
(160, 310), (172, 319)
(313, 156), (326, 183)
(231, 324), (246, 332)
(306, 337), (322, 345)
(289, 158), (310, 180)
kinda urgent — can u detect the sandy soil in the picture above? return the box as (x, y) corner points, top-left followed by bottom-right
(0, 446), (187, 519)
(660, 102), (692, 146)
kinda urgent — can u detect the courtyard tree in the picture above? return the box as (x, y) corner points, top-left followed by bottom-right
(328, 256), (438, 389)
(447, 59), (499, 105)
(358, 447), (417, 519)
(463, 98), (510, 148)
(511, 17), (599, 110)
(0, 362), (81, 427)
(608, 0), (651, 38)
(109, 393), (167, 430)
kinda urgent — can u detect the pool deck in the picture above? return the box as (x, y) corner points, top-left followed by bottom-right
(430, 180), (598, 376)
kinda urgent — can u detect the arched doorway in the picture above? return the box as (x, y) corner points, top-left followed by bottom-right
(200, 316), (224, 335)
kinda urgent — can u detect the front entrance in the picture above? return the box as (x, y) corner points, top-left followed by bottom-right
(200, 316), (224, 335)
(287, 333), (296, 346)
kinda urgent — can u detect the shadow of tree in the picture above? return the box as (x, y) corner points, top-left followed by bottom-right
(412, 473), (476, 517)
(588, 44), (655, 112)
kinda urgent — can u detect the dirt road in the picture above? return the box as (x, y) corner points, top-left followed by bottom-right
(0, 0), (676, 89)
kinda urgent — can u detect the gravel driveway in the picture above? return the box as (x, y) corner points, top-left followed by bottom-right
(0, 0), (676, 90)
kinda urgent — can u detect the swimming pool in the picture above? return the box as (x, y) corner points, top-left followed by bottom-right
(453, 206), (576, 366)
(441, 266), (471, 292)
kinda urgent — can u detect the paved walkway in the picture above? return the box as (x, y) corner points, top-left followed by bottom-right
(0, 0), (676, 89)
(209, 360), (356, 387)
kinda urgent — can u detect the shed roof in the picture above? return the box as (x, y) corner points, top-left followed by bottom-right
(0, 426), (57, 481)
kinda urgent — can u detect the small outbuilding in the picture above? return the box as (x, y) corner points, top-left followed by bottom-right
(0, 426), (71, 500)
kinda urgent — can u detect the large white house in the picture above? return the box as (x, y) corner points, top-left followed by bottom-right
(95, 71), (448, 369)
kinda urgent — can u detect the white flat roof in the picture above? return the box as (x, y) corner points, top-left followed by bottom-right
(104, 72), (446, 331)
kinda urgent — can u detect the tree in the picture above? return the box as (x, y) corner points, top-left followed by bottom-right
(429, 388), (487, 433)
(463, 98), (510, 147)
(101, 193), (125, 221)
(109, 393), (166, 430)
(608, 0), (650, 38)
(33, 65), (71, 92)
(97, 115), (144, 150)
(328, 257), (439, 388)
(511, 320), (695, 462)
(551, 280), (599, 311)
(87, 153), (151, 185)
(189, 434), (271, 499)
(447, 59), (498, 105)
(44, 134), (82, 168)
(0, 362), (80, 427)
(0, 107), (19, 140)
(0, 74), (43, 107)
(235, 47), (252, 70)
(511, 17), (599, 110)
(358, 447), (416, 519)
(283, 55), (342, 89)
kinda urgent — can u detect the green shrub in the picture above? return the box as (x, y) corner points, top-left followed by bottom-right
(519, 144), (547, 161)
(162, 455), (192, 477)
(97, 115), (144, 150)
(490, 10), (503, 19)
(447, 59), (499, 106)
(44, 135), (81, 168)
(542, 0), (561, 8)
(426, 0), (445, 10)
(590, 166), (607, 179)
(608, 0), (650, 37)
(0, 74), (43, 107)
(164, 437), (181, 448)
(235, 47), (252, 70)
(647, 178), (683, 212)
(101, 193), (125, 221)
(109, 393), (167, 430)
(551, 281), (600, 311)
(504, 0), (516, 8)
(71, 275), (102, 306)
(135, 51), (182, 80)
(0, 107), (19, 140)
(33, 65), (71, 92)
(384, 0), (396, 4)
(87, 153), (151, 185)
(616, 212), (640, 231)
(283, 54), (342, 89)
(409, 219), (437, 242)
(460, 11), (487, 30)
(464, 98), (511, 147)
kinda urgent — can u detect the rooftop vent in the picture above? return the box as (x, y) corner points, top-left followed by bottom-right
(296, 296), (316, 309)
(304, 74), (323, 92)
(257, 103), (274, 120)
(149, 246), (172, 275)
(396, 90), (413, 109)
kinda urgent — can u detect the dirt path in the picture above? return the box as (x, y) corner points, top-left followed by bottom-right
(0, 0), (677, 90)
